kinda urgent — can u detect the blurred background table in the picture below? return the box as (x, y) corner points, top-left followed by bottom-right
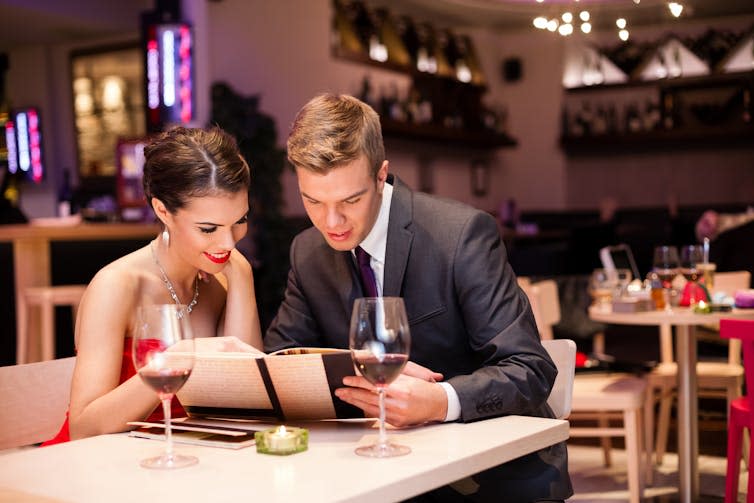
(589, 306), (754, 503)
(0, 220), (159, 363)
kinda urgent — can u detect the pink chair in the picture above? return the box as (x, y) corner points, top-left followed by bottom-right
(721, 318), (754, 503)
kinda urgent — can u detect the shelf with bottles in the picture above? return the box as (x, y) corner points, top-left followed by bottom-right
(335, 1), (517, 150)
(357, 74), (516, 150)
(332, 0), (486, 87)
(560, 70), (754, 154)
(565, 27), (754, 92)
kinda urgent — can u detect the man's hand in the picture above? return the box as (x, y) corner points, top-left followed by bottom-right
(335, 373), (448, 427)
(402, 361), (443, 382)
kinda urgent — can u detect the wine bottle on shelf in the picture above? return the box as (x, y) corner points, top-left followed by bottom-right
(662, 93), (676, 130)
(743, 88), (752, 124)
(57, 168), (74, 217)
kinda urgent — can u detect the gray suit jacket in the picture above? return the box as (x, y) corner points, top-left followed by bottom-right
(266, 176), (572, 501)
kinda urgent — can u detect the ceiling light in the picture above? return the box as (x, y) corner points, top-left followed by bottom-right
(558, 23), (573, 36)
(668, 2), (683, 17)
(579, 11), (590, 22)
(562, 12), (573, 23)
(533, 16), (548, 29)
(547, 19), (559, 32)
(581, 22), (592, 34)
(616, 18), (627, 29)
(619, 29), (629, 41)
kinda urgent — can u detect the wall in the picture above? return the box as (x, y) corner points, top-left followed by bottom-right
(5, 0), (754, 218)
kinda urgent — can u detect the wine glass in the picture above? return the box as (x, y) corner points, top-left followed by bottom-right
(679, 244), (704, 282)
(588, 268), (616, 310)
(133, 304), (197, 469)
(349, 297), (411, 458)
(680, 244), (705, 305)
(652, 245), (680, 288)
(614, 268), (633, 299)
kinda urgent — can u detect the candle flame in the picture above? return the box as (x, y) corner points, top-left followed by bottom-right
(277, 425), (287, 435)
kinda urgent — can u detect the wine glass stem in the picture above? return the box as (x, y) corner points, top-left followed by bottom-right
(162, 397), (173, 459)
(377, 388), (387, 448)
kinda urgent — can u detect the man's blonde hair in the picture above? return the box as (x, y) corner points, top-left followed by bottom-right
(287, 94), (385, 179)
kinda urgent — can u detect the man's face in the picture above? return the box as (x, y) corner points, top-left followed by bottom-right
(297, 156), (388, 252)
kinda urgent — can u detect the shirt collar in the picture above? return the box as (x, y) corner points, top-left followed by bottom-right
(357, 181), (393, 264)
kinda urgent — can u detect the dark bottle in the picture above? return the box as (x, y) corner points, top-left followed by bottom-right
(743, 88), (752, 124)
(57, 168), (74, 217)
(662, 93), (676, 130)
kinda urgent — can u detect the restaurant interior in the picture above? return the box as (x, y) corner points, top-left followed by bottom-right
(2, 0), (754, 501)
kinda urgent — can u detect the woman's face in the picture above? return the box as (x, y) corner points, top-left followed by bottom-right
(165, 190), (249, 272)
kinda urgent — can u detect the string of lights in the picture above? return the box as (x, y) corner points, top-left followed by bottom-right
(532, 1), (686, 40)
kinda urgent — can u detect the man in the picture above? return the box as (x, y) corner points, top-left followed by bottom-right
(265, 93), (572, 502)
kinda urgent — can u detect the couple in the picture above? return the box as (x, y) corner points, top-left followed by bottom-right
(52, 94), (571, 502)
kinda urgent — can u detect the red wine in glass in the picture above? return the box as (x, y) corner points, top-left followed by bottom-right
(349, 297), (411, 458)
(133, 304), (196, 469)
(354, 354), (408, 387)
(139, 369), (192, 399)
(656, 269), (678, 288)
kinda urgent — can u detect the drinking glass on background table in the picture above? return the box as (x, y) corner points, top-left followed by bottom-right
(133, 304), (196, 469)
(614, 268), (633, 298)
(680, 244), (705, 305)
(588, 268), (617, 309)
(349, 297), (411, 458)
(680, 245), (704, 283)
(652, 245), (680, 287)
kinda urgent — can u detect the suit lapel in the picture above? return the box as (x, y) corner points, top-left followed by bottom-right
(383, 177), (414, 297)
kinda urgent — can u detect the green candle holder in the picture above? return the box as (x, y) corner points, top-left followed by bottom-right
(255, 426), (308, 455)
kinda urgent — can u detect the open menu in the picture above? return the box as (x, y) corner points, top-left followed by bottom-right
(128, 421), (257, 449)
(174, 338), (362, 421)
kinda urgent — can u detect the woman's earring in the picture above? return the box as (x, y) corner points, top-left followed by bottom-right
(162, 228), (170, 247)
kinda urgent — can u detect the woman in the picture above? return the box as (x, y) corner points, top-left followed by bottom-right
(45, 126), (262, 443)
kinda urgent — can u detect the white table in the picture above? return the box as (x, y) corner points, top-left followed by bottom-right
(589, 306), (754, 503)
(0, 415), (568, 503)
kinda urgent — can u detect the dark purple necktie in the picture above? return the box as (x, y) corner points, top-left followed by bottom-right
(355, 246), (379, 298)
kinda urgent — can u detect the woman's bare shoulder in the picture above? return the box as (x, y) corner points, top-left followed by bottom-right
(84, 248), (156, 309)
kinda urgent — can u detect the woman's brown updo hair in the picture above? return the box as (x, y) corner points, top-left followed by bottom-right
(142, 126), (250, 214)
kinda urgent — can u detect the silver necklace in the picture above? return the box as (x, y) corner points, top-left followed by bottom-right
(150, 242), (199, 316)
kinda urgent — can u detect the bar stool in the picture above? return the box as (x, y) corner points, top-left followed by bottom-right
(17, 285), (86, 364)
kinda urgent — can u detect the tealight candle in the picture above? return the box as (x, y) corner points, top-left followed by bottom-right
(255, 425), (308, 455)
(693, 300), (711, 314)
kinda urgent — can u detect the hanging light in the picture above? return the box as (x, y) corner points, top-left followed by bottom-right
(619, 29), (630, 41)
(546, 19), (559, 32)
(579, 11), (590, 22)
(668, 2), (683, 17)
(558, 23), (573, 36)
(581, 22), (592, 34)
(561, 12), (573, 23)
(616, 18), (627, 29)
(533, 16), (548, 29)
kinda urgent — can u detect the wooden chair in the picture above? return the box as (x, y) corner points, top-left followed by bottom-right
(541, 338), (576, 420)
(17, 284), (86, 364)
(0, 357), (75, 450)
(649, 270), (750, 465)
(521, 278), (651, 503)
